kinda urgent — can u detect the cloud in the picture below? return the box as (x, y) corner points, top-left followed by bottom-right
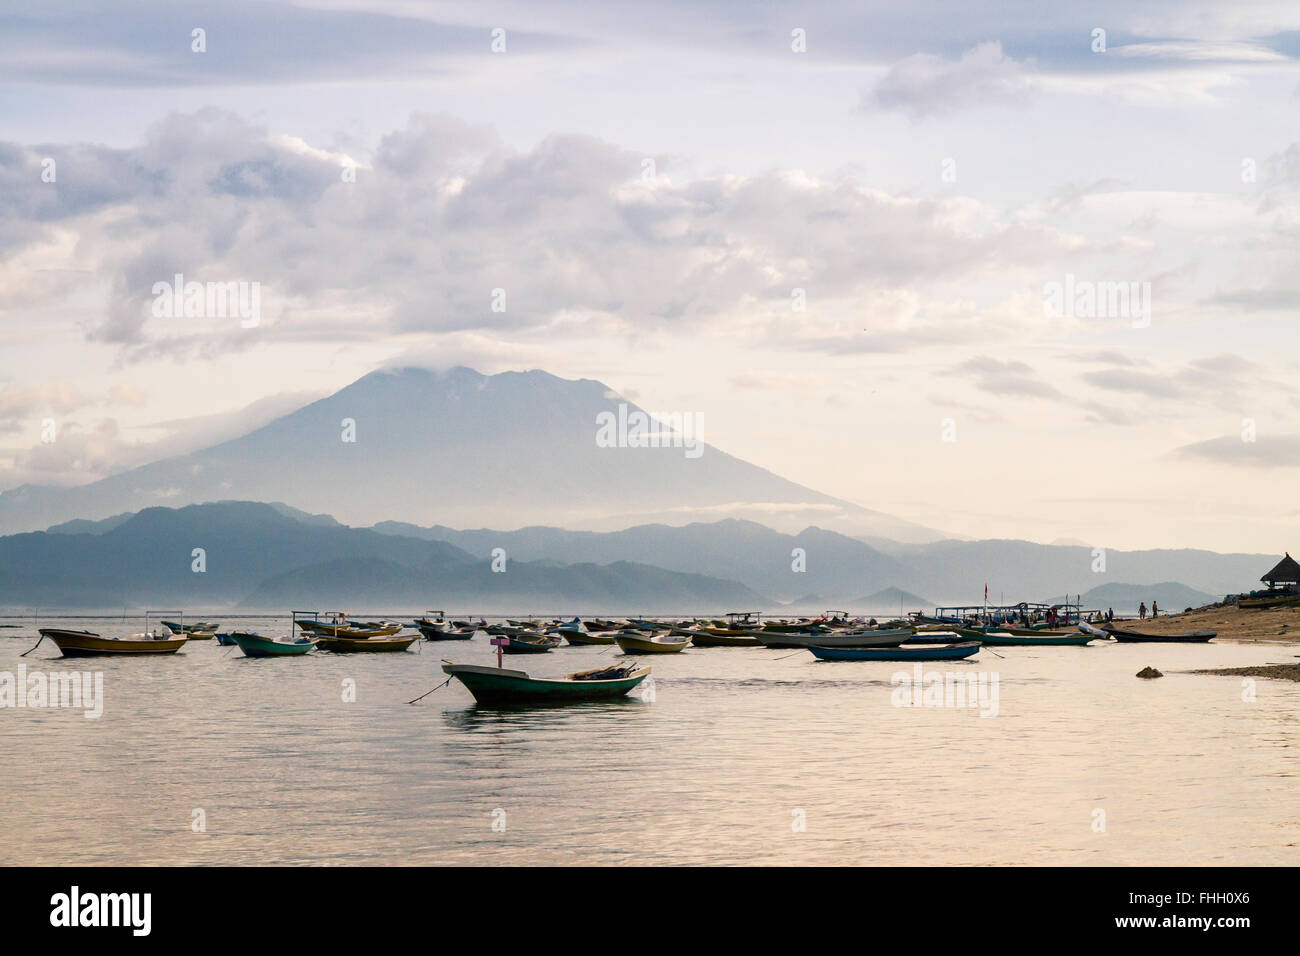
(862, 42), (1035, 118)
(1176, 433), (1300, 468)
(0, 109), (1101, 363)
(952, 356), (1064, 400)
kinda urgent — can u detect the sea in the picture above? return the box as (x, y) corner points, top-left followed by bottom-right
(2, 612), (1297, 865)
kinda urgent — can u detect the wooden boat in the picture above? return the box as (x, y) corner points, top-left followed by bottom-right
(959, 630), (1094, 646)
(215, 632), (239, 646)
(501, 633), (562, 654)
(753, 627), (911, 649)
(583, 619), (622, 632)
(807, 641), (981, 662)
(1078, 621), (1111, 639)
(1104, 626), (1216, 643)
(38, 627), (188, 657)
(315, 633), (420, 653)
(441, 661), (650, 705)
(760, 620), (821, 634)
(903, 631), (963, 644)
(615, 632), (690, 654)
(686, 629), (763, 647)
(418, 622), (474, 640)
(160, 620), (218, 638)
(232, 632), (318, 657)
(561, 630), (617, 645)
(297, 621), (403, 638)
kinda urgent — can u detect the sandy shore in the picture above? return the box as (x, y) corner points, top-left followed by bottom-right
(1110, 603), (1300, 642)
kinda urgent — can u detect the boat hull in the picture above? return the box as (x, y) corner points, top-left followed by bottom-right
(1106, 628), (1216, 643)
(957, 629), (1094, 646)
(315, 634), (419, 653)
(561, 631), (616, 645)
(808, 642), (980, 662)
(615, 634), (690, 654)
(418, 623), (474, 640)
(232, 633), (318, 657)
(39, 628), (188, 656)
(441, 662), (650, 705)
(686, 631), (763, 647)
(754, 628), (911, 649)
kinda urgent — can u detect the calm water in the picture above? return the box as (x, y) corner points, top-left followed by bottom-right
(2, 615), (1298, 865)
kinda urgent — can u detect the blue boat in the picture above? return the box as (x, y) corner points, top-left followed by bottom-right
(215, 633), (238, 646)
(807, 641), (981, 662)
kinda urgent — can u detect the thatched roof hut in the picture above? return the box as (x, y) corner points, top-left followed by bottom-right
(1260, 553), (1300, 588)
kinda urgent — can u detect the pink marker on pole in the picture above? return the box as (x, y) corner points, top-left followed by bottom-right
(490, 635), (509, 668)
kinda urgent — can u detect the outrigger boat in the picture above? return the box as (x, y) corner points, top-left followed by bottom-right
(297, 616), (403, 638)
(686, 629), (763, 647)
(955, 628), (1094, 646)
(1104, 625), (1217, 643)
(500, 632), (562, 654)
(615, 632), (690, 654)
(561, 629), (617, 645)
(807, 641), (981, 662)
(38, 627), (188, 657)
(315, 632), (419, 653)
(160, 620), (218, 639)
(441, 660), (651, 705)
(232, 632), (318, 657)
(753, 627), (911, 649)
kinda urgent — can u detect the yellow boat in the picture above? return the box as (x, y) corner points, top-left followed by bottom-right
(296, 620), (403, 638)
(38, 628), (189, 657)
(614, 632), (690, 654)
(315, 633), (419, 653)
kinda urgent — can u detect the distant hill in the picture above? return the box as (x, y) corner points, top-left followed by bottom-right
(0, 501), (764, 611)
(851, 586), (931, 610)
(1047, 581), (1217, 612)
(375, 518), (908, 603)
(0, 366), (942, 541)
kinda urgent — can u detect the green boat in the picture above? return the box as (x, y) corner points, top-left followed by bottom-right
(441, 661), (650, 705)
(232, 632), (319, 657)
(956, 628), (1094, 646)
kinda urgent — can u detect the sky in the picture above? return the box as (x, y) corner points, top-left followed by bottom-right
(1, 0), (1299, 552)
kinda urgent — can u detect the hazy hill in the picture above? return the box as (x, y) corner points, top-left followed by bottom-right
(0, 366), (940, 541)
(1046, 581), (1217, 612)
(373, 517), (907, 602)
(0, 501), (765, 610)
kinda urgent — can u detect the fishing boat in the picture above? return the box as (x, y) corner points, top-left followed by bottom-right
(215, 632), (239, 646)
(958, 630), (1095, 646)
(161, 620), (219, 639)
(615, 632), (690, 654)
(38, 628), (188, 657)
(561, 630), (617, 645)
(500, 633), (562, 654)
(298, 620), (403, 638)
(686, 629), (763, 647)
(583, 619), (622, 632)
(807, 641), (981, 662)
(903, 630), (964, 644)
(1104, 626), (1217, 643)
(418, 622), (474, 640)
(753, 627), (911, 649)
(232, 633), (318, 657)
(315, 633), (420, 653)
(441, 661), (650, 705)
(1078, 621), (1112, 639)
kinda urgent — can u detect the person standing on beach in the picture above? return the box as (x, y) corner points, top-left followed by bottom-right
(1139, 602), (1147, 620)
(1152, 601), (1159, 618)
